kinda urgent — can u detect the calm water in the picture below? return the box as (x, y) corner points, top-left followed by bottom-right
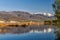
(0, 27), (56, 40)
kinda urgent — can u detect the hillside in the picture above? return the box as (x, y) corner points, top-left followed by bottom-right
(0, 11), (56, 21)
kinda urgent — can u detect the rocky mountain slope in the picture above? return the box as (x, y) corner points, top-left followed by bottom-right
(0, 11), (56, 21)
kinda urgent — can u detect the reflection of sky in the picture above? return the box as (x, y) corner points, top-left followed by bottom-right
(0, 31), (56, 40)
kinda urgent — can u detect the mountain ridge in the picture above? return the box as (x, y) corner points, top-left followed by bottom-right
(0, 11), (56, 21)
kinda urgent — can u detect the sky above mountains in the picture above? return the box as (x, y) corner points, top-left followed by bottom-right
(0, 0), (54, 14)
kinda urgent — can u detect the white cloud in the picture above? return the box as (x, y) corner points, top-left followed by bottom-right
(34, 12), (54, 17)
(34, 12), (42, 14)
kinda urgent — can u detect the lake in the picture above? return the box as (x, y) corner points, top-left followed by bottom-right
(0, 25), (57, 40)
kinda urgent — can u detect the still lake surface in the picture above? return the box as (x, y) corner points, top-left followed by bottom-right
(0, 26), (57, 40)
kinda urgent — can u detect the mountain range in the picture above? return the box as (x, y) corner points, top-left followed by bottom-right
(0, 11), (56, 21)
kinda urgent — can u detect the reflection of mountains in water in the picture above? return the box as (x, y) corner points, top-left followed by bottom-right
(29, 28), (54, 33)
(0, 25), (55, 34)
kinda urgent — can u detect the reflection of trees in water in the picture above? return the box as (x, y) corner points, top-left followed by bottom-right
(0, 27), (10, 33)
(55, 31), (60, 40)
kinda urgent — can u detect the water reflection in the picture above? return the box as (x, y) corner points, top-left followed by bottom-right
(0, 32), (56, 40)
(55, 30), (60, 40)
(0, 26), (55, 34)
(0, 25), (56, 40)
(29, 28), (54, 33)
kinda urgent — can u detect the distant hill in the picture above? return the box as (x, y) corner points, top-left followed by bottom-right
(0, 11), (56, 21)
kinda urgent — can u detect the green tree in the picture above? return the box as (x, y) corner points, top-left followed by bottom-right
(52, 0), (60, 27)
(53, 0), (60, 40)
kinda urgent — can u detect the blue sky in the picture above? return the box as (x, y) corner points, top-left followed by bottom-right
(0, 0), (54, 13)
